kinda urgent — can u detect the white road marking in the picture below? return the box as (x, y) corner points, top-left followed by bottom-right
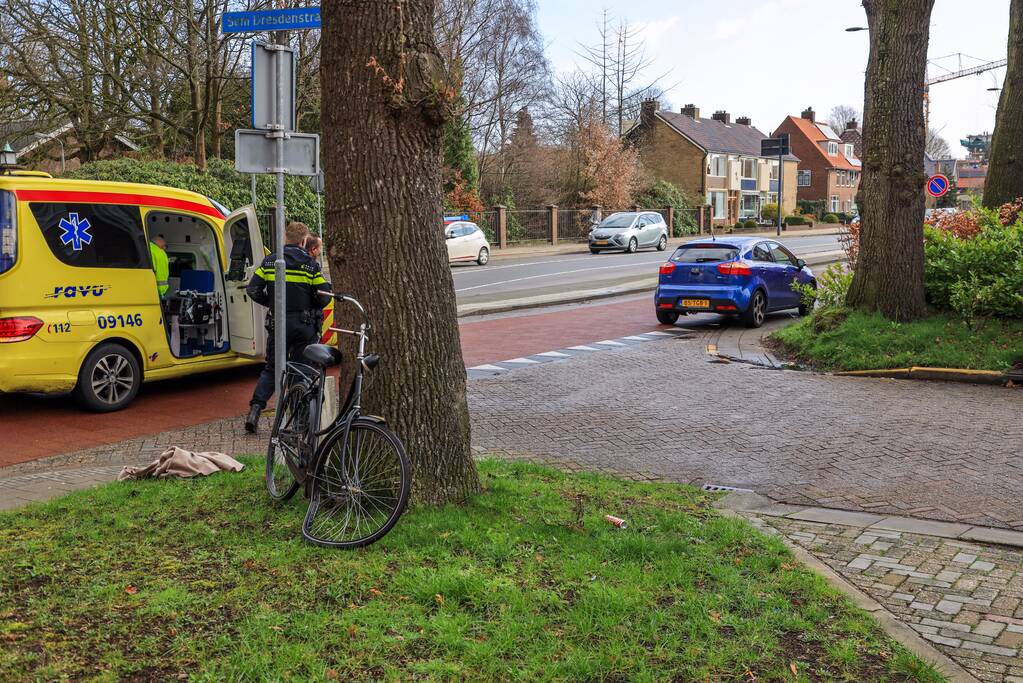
(621, 335), (652, 341)
(594, 340), (626, 346)
(568, 345), (598, 351)
(536, 351), (570, 357)
(642, 331), (675, 336)
(503, 357), (540, 364)
(469, 364), (506, 372)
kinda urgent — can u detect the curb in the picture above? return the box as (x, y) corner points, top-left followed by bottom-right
(835, 367), (1010, 386)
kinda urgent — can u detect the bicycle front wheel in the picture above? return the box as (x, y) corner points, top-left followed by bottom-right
(265, 384), (308, 502)
(302, 419), (411, 548)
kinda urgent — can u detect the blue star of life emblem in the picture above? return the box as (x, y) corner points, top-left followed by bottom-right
(58, 213), (93, 251)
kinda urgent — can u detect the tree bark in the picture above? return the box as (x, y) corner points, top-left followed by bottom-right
(984, 0), (1023, 208)
(847, 0), (933, 322)
(321, 0), (480, 505)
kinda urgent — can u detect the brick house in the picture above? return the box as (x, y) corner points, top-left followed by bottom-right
(838, 118), (862, 159)
(774, 108), (861, 215)
(627, 100), (799, 227)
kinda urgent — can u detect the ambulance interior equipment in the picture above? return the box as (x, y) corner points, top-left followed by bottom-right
(147, 211), (229, 358)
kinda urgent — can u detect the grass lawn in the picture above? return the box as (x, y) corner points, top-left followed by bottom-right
(0, 459), (943, 682)
(771, 309), (1023, 372)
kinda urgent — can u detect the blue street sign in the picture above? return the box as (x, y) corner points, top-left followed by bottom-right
(222, 8), (320, 34)
(927, 174), (949, 198)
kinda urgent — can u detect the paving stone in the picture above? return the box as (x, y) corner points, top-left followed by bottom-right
(972, 560), (997, 572)
(936, 599), (963, 615)
(961, 641), (1019, 657)
(921, 632), (962, 647)
(977, 620), (1010, 638)
(869, 517), (972, 538)
(846, 557), (873, 570)
(961, 527), (1023, 549)
(954, 553), (979, 564)
(788, 508), (885, 527)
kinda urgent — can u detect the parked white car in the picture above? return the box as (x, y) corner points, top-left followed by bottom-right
(445, 221), (490, 266)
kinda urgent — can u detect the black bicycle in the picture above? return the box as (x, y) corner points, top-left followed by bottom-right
(265, 294), (411, 548)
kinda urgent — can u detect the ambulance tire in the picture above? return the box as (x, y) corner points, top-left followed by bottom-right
(74, 343), (142, 412)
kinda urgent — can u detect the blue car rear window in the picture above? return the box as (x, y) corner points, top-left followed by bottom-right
(670, 245), (739, 263)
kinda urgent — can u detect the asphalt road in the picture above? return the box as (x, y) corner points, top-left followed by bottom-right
(452, 233), (842, 308)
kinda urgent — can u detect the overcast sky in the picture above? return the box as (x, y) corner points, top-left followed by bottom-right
(536, 0), (1010, 158)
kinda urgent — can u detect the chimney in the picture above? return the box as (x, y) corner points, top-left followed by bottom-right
(801, 107), (815, 122)
(711, 110), (731, 124)
(845, 118), (858, 131)
(640, 98), (660, 126)
(680, 103), (700, 120)
(736, 116), (751, 126)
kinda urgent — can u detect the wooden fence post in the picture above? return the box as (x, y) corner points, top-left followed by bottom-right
(548, 204), (558, 246)
(665, 205), (675, 236)
(494, 205), (507, 249)
(697, 205), (707, 234)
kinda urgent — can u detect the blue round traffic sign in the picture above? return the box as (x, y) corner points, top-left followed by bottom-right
(927, 174), (949, 198)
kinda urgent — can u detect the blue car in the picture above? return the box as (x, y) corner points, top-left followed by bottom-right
(654, 237), (816, 328)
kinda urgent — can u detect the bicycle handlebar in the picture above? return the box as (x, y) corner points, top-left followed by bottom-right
(318, 291), (369, 328)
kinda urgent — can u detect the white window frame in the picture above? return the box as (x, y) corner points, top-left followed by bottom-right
(844, 143), (854, 159)
(741, 157), (756, 180)
(830, 195), (839, 213)
(827, 141), (838, 156)
(797, 169), (811, 187)
(708, 191), (727, 219)
(769, 160), (779, 180)
(707, 154), (726, 177)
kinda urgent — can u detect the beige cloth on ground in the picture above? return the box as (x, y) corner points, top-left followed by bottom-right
(118, 447), (244, 481)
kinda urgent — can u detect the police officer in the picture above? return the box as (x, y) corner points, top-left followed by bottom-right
(244, 221), (331, 433)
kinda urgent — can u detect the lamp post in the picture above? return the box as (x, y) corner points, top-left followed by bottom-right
(34, 133), (65, 173)
(845, 26), (868, 32)
(0, 144), (16, 169)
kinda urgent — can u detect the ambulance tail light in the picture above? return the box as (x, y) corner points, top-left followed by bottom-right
(0, 317), (43, 343)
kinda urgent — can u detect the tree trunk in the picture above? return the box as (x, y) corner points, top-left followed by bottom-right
(321, 0), (480, 505)
(984, 0), (1023, 208)
(846, 0), (933, 322)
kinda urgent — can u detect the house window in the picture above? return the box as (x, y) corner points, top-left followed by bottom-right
(830, 195), (839, 213)
(709, 191), (727, 219)
(797, 170), (811, 187)
(708, 154), (726, 177)
(827, 141), (838, 156)
(741, 158), (756, 179)
(740, 194), (759, 219)
(769, 161), (779, 180)
(844, 143), (855, 158)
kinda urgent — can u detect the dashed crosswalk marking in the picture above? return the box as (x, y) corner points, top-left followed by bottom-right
(465, 328), (693, 379)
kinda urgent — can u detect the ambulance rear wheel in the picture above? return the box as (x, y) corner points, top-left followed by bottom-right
(74, 343), (141, 412)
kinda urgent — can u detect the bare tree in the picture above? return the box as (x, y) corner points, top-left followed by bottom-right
(847, 0), (934, 322)
(827, 104), (861, 133)
(926, 128), (952, 159)
(321, 0), (480, 504)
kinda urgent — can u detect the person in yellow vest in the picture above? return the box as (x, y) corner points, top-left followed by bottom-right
(149, 235), (169, 298)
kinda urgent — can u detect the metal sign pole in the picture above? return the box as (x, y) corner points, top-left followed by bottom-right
(777, 149), (784, 237)
(273, 46), (287, 399)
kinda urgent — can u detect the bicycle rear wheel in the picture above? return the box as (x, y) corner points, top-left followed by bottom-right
(265, 384), (308, 502)
(302, 418), (411, 548)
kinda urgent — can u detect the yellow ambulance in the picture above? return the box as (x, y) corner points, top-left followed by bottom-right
(0, 172), (332, 411)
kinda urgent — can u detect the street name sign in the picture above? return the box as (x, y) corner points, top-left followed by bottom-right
(251, 41), (297, 130)
(927, 174), (950, 198)
(223, 8), (321, 34)
(235, 129), (320, 176)
(760, 133), (790, 158)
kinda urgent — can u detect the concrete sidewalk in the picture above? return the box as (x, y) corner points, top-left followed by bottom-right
(489, 226), (843, 261)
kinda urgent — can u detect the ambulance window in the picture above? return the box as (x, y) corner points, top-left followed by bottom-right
(31, 203), (148, 269)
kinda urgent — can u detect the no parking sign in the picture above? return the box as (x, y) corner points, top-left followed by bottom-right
(927, 174), (950, 198)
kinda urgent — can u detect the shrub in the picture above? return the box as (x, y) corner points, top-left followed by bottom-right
(760, 202), (780, 222)
(67, 158), (321, 229)
(743, 219), (757, 229)
(784, 215), (807, 226)
(822, 213), (840, 224)
(924, 209), (982, 239)
(794, 263), (853, 313)
(924, 222), (1023, 318)
(634, 180), (698, 236)
(838, 220), (860, 269)
(797, 199), (826, 219)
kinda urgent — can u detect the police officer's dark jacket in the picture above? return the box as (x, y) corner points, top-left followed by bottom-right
(246, 244), (331, 315)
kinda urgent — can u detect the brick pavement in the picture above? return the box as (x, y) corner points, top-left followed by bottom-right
(750, 515), (1023, 682)
(468, 334), (1023, 529)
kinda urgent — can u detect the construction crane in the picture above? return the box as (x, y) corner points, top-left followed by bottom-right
(923, 56), (1007, 132)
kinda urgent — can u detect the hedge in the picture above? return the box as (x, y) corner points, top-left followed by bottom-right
(66, 158), (321, 232)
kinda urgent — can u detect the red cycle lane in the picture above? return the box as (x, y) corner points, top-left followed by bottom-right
(0, 296), (662, 468)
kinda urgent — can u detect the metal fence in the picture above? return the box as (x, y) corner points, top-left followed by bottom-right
(257, 211), (275, 252)
(505, 209), (552, 245)
(464, 209), (499, 244)
(558, 208), (598, 242)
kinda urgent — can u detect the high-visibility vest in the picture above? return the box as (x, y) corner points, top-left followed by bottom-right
(149, 242), (169, 297)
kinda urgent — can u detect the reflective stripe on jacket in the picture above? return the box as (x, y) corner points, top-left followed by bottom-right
(149, 241), (169, 297)
(246, 243), (331, 313)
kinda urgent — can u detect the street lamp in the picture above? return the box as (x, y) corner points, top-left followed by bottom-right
(34, 132), (65, 173)
(987, 87), (1001, 91)
(845, 26), (868, 32)
(0, 143), (16, 169)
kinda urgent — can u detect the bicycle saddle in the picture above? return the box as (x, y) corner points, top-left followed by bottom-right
(302, 344), (343, 368)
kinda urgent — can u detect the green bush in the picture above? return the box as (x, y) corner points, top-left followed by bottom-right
(633, 179), (699, 236)
(822, 213), (840, 224)
(797, 199), (826, 219)
(760, 202), (780, 222)
(924, 222), (1023, 319)
(742, 219), (757, 229)
(784, 215), (807, 226)
(66, 158), (321, 231)
(793, 263), (852, 313)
